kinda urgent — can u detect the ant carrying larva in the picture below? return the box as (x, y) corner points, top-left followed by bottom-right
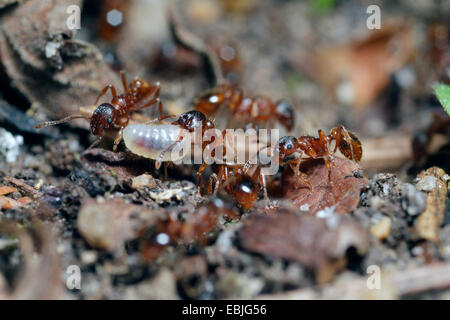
(122, 110), (266, 209)
(35, 71), (163, 152)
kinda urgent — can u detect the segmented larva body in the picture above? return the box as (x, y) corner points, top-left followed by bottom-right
(123, 123), (185, 162)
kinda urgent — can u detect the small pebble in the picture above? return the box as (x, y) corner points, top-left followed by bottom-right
(0, 128), (23, 163)
(81, 251), (98, 265)
(370, 217), (391, 241)
(132, 174), (157, 189)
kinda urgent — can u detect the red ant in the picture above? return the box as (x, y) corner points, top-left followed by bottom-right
(204, 163), (262, 210)
(277, 125), (362, 187)
(139, 199), (239, 261)
(226, 125), (362, 207)
(194, 83), (295, 131)
(35, 71), (163, 152)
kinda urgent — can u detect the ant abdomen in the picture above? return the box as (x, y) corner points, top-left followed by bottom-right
(230, 175), (259, 210)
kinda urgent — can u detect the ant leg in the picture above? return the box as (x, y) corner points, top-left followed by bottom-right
(95, 85), (117, 105)
(120, 70), (128, 92)
(156, 99), (163, 117)
(290, 162), (313, 192)
(132, 97), (159, 111)
(158, 114), (177, 121)
(208, 173), (219, 195)
(150, 83), (162, 117)
(134, 82), (161, 116)
(143, 114), (177, 125)
(259, 171), (271, 207)
(323, 157), (334, 187)
(155, 135), (184, 170)
(222, 166), (231, 193)
(197, 162), (208, 192)
(133, 98), (164, 118)
(86, 136), (103, 151)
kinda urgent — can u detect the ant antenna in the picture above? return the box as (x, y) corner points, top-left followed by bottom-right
(35, 115), (89, 129)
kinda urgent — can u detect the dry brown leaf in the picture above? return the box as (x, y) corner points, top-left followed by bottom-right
(239, 210), (368, 283)
(415, 167), (448, 242)
(308, 21), (414, 108)
(282, 158), (368, 214)
(0, 0), (120, 124)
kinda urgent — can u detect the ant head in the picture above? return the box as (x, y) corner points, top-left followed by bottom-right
(177, 110), (214, 132)
(90, 103), (116, 136)
(278, 136), (299, 163)
(275, 100), (295, 131)
(231, 175), (258, 210)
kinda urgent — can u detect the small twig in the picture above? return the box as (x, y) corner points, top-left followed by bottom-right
(256, 262), (450, 299)
(3, 176), (42, 198)
(392, 263), (450, 296)
(82, 148), (128, 163)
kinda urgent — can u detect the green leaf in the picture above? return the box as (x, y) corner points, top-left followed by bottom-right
(433, 83), (450, 116)
(312, 0), (337, 15)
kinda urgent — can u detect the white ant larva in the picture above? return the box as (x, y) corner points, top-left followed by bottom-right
(122, 111), (216, 169)
(123, 123), (186, 166)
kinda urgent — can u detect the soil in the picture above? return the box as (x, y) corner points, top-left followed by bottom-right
(0, 0), (448, 300)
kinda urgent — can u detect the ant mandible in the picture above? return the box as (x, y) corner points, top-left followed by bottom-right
(35, 71), (163, 152)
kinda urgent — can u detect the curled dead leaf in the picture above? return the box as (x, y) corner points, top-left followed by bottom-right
(0, 0), (120, 125)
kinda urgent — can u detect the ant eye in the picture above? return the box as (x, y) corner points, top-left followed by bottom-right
(279, 136), (297, 151)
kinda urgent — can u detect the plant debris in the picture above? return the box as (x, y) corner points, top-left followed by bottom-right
(415, 167), (448, 242)
(282, 158), (368, 214)
(239, 209), (368, 283)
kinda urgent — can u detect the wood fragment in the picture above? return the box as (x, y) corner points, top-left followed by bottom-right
(257, 262), (450, 300)
(3, 177), (42, 198)
(415, 167), (448, 242)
